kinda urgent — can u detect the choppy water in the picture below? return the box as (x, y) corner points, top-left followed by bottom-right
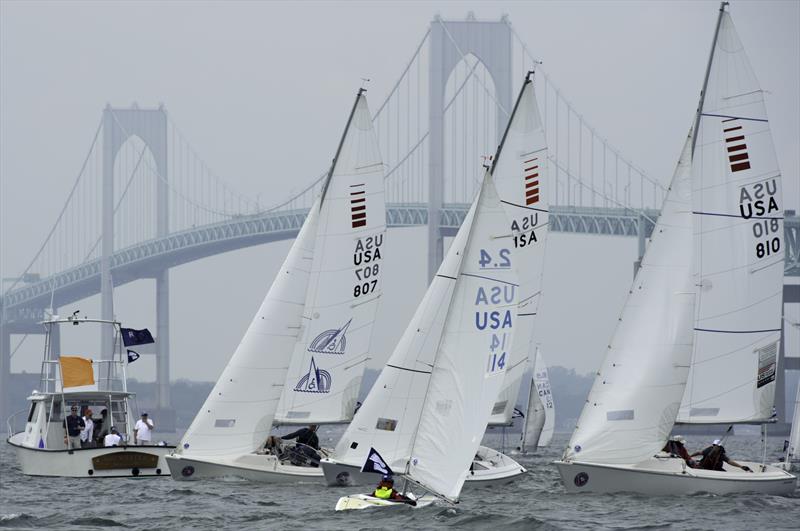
(1, 431), (798, 530)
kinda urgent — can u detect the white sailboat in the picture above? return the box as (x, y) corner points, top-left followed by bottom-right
(554, 3), (796, 495)
(476, 71), (551, 482)
(779, 384), (800, 471)
(332, 170), (519, 510)
(166, 89), (386, 482)
(518, 347), (555, 453)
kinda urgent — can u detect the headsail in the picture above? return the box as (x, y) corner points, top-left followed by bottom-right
(488, 73), (550, 425)
(179, 203), (320, 457)
(564, 131), (695, 465)
(406, 173), (518, 501)
(678, 8), (784, 424)
(275, 92), (386, 425)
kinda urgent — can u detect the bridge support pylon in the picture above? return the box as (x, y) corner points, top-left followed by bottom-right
(427, 15), (513, 280)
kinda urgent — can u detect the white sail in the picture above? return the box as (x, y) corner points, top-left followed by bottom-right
(332, 201), (477, 472)
(787, 382), (800, 465)
(564, 132), (695, 465)
(520, 360), (545, 453)
(533, 348), (555, 446)
(179, 204), (319, 457)
(275, 93), (386, 425)
(677, 11), (784, 424)
(407, 174), (518, 501)
(488, 75), (550, 425)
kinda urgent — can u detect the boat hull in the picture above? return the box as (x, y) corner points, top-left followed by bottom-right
(321, 445), (526, 487)
(165, 452), (325, 483)
(334, 493), (436, 511)
(554, 457), (797, 496)
(7, 434), (173, 478)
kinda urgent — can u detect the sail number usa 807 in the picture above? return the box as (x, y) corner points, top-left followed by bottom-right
(353, 233), (383, 298)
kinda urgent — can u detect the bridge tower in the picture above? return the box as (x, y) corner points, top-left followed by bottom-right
(101, 105), (172, 418)
(427, 15), (514, 279)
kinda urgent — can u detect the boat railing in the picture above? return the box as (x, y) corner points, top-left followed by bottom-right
(5, 408), (29, 437)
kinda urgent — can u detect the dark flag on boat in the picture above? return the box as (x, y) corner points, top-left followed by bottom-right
(127, 350), (141, 364)
(361, 447), (393, 476)
(121, 328), (155, 347)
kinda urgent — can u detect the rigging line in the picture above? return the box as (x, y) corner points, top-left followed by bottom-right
(436, 18), (509, 117)
(373, 28), (431, 121)
(3, 118), (103, 297)
(9, 334), (28, 359)
(506, 21), (663, 194)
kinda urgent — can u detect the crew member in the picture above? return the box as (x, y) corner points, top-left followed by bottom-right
(690, 439), (753, 472)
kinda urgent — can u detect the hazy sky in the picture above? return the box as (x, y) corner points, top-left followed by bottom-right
(2, 1), (798, 383)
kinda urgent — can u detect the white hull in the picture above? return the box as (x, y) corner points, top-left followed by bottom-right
(321, 445), (526, 487)
(166, 452), (325, 483)
(335, 493), (437, 511)
(554, 457), (797, 496)
(7, 433), (172, 478)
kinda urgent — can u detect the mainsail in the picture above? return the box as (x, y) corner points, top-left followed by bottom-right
(179, 203), (320, 457)
(488, 73), (550, 426)
(275, 92), (386, 424)
(564, 131), (695, 465)
(677, 8), (784, 424)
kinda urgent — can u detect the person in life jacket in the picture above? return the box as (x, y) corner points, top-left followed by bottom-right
(661, 435), (696, 468)
(690, 439), (753, 472)
(372, 475), (415, 505)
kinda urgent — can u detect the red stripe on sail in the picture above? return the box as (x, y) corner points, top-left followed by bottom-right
(729, 153), (749, 162)
(351, 212), (366, 221)
(352, 220), (367, 228)
(725, 135), (745, 143)
(727, 144), (747, 153)
(526, 180), (539, 189)
(350, 197), (365, 204)
(524, 158), (538, 164)
(525, 166), (539, 172)
(723, 125), (742, 133)
(731, 161), (751, 172)
(351, 205), (366, 212)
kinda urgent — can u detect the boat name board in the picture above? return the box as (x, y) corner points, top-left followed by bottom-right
(91, 451), (159, 470)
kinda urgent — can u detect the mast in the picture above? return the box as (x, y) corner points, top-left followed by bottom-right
(320, 88), (367, 205)
(489, 70), (534, 176)
(690, 1), (728, 157)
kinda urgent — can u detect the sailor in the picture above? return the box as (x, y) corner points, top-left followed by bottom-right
(104, 426), (122, 447)
(280, 425), (321, 466)
(280, 424), (320, 449)
(690, 439), (753, 472)
(372, 475), (415, 505)
(63, 405), (85, 449)
(80, 409), (95, 448)
(94, 408), (110, 445)
(662, 435), (695, 467)
(134, 412), (154, 446)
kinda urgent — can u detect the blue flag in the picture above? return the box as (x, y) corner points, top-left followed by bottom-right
(360, 447), (393, 476)
(127, 350), (141, 364)
(121, 328), (154, 347)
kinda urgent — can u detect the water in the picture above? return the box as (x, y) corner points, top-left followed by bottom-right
(1, 432), (798, 530)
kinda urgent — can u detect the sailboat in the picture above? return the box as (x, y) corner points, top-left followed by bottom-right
(518, 347), (555, 453)
(166, 88), (386, 482)
(554, 3), (796, 495)
(332, 169), (519, 510)
(321, 74), (545, 488)
(777, 384), (799, 471)
(472, 70), (551, 482)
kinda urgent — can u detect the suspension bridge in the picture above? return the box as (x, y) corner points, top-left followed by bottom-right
(2, 15), (798, 427)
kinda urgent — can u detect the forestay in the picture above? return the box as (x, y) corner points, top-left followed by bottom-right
(331, 201), (477, 471)
(407, 174), (518, 502)
(488, 74), (550, 426)
(678, 11), (784, 425)
(179, 203), (320, 457)
(564, 132), (695, 465)
(275, 93), (386, 425)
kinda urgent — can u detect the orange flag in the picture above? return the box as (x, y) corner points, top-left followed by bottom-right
(59, 356), (95, 388)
